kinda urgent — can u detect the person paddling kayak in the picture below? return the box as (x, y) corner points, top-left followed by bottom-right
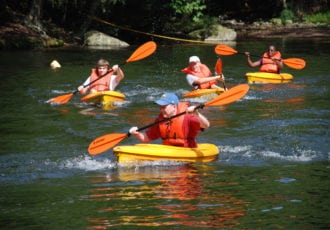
(244, 45), (283, 73)
(78, 59), (124, 95)
(181, 56), (224, 90)
(129, 93), (210, 148)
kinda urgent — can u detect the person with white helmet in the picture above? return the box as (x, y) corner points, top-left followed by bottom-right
(181, 56), (224, 90)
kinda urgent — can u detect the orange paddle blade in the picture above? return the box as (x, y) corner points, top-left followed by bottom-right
(215, 44), (237, 56)
(46, 93), (74, 104)
(47, 41), (156, 105)
(88, 84), (249, 156)
(126, 41), (157, 63)
(215, 58), (223, 75)
(283, 58), (306, 70)
(205, 84), (249, 106)
(88, 133), (128, 155)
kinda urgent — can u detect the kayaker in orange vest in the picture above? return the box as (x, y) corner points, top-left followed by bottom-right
(182, 56), (225, 90)
(78, 59), (124, 94)
(129, 93), (210, 148)
(244, 45), (283, 73)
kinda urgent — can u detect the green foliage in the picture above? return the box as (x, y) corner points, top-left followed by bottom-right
(170, 0), (207, 22)
(2, 35), (43, 49)
(304, 12), (330, 24)
(280, 8), (295, 24)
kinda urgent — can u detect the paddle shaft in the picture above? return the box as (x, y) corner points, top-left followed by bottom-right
(235, 51), (285, 63)
(75, 41), (157, 94)
(215, 44), (306, 70)
(88, 83), (249, 155)
(132, 104), (204, 136)
(244, 53), (305, 69)
(215, 57), (227, 90)
(47, 41), (157, 104)
(73, 61), (128, 95)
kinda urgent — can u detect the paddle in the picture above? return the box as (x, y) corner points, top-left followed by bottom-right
(215, 56), (227, 90)
(88, 83), (250, 155)
(47, 41), (157, 104)
(214, 44), (306, 70)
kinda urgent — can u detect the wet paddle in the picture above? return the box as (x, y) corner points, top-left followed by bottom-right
(214, 44), (306, 70)
(47, 41), (157, 104)
(215, 56), (227, 90)
(88, 83), (250, 155)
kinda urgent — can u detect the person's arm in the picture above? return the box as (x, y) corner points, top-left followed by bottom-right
(129, 127), (151, 142)
(78, 77), (90, 94)
(187, 105), (210, 129)
(245, 52), (261, 68)
(187, 74), (223, 86)
(273, 58), (283, 70)
(112, 65), (124, 83)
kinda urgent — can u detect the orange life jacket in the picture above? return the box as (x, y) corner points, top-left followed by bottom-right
(89, 69), (113, 91)
(260, 51), (281, 73)
(181, 64), (217, 89)
(159, 102), (189, 147)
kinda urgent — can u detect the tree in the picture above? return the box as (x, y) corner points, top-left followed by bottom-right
(26, 0), (44, 31)
(170, 0), (207, 23)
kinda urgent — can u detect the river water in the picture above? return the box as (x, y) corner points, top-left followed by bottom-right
(0, 38), (329, 229)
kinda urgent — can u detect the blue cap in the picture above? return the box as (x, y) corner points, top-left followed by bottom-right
(155, 93), (179, 106)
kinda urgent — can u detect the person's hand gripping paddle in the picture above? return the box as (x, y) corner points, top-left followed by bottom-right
(214, 44), (306, 70)
(215, 56), (227, 90)
(47, 41), (157, 104)
(88, 84), (250, 155)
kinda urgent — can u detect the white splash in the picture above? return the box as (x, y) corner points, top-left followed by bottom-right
(60, 155), (117, 171)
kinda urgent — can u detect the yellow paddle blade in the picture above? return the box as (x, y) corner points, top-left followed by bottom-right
(126, 41), (157, 63)
(46, 93), (74, 104)
(215, 44), (237, 56)
(88, 133), (128, 155)
(205, 84), (249, 106)
(283, 58), (306, 70)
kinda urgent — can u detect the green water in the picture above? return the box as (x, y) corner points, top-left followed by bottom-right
(0, 38), (329, 229)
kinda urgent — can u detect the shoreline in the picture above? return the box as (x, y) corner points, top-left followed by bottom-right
(233, 24), (330, 39)
(1, 23), (329, 50)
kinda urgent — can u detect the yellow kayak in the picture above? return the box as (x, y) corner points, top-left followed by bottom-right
(182, 88), (225, 98)
(113, 143), (219, 165)
(246, 72), (294, 84)
(81, 91), (125, 109)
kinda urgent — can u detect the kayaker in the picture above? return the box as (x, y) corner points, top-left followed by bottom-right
(244, 45), (283, 73)
(78, 59), (124, 94)
(129, 93), (210, 148)
(181, 56), (225, 90)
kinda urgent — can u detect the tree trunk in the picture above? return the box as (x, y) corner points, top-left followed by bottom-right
(77, 1), (100, 37)
(26, 0), (43, 31)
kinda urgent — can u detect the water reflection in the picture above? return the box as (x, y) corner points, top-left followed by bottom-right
(85, 164), (247, 228)
(249, 82), (306, 92)
(247, 82), (307, 119)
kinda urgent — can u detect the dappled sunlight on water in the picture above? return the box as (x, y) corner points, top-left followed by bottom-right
(0, 40), (329, 229)
(85, 164), (248, 228)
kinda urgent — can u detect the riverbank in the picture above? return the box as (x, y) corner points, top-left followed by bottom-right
(0, 22), (329, 50)
(233, 23), (330, 39)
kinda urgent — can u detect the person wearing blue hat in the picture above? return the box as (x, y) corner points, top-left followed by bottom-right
(129, 93), (210, 148)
